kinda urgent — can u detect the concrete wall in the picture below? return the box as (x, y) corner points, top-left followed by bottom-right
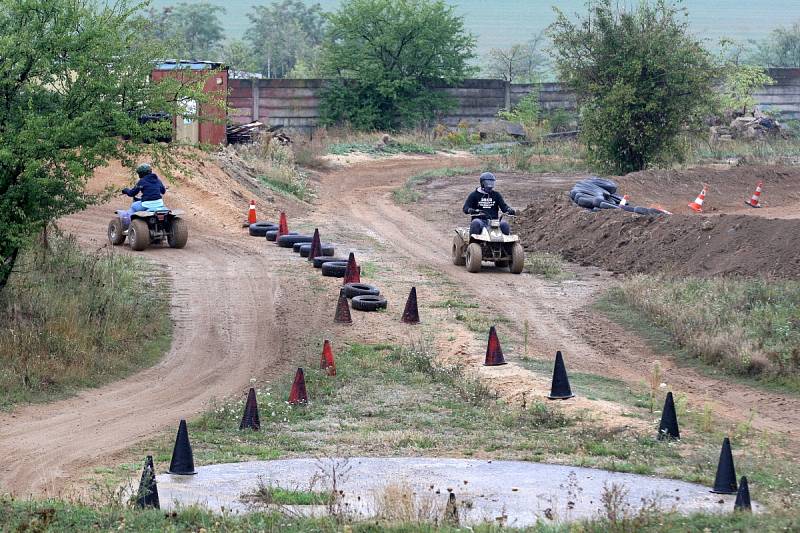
(228, 68), (800, 135)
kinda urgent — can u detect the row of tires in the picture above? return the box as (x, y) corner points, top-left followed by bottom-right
(569, 177), (667, 216)
(251, 221), (388, 312)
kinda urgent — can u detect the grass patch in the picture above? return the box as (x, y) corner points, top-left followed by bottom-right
(328, 141), (436, 157)
(257, 172), (313, 202)
(495, 141), (589, 173)
(598, 276), (800, 394)
(686, 134), (800, 165)
(525, 252), (572, 280)
(244, 481), (332, 506)
(392, 167), (478, 204)
(233, 134), (315, 201)
(0, 234), (171, 410)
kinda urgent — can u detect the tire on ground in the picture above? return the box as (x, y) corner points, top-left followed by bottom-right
(321, 261), (348, 277)
(249, 222), (277, 237)
(509, 242), (524, 274)
(452, 235), (466, 266)
(300, 243), (335, 258)
(277, 234), (313, 248)
(343, 283), (380, 298)
(351, 295), (388, 311)
(293, 242), (306, 253)
(587, 177), (618, 194)
(128, 219), (150, 251)
(108, 218), (126, 245)
(168, 218), (189, 248)
(314, 256), (347, 268)
(465, 242), (482, 273)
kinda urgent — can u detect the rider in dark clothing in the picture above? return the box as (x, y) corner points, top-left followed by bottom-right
(463, 172), (516, 235)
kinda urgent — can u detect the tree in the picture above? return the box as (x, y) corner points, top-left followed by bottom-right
(0, 0), (209, 291)
(222, 39), (259, 78)
(549, 0), (717, 173)
(484, 34), (548, 83)
(246, 0), (326, 78)
(319, 0), (476, 130)
(143, 2), (226, 60)
(749, 22), (800, 67)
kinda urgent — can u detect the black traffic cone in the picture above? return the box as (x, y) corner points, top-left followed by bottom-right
(734, 476), (752, 512)
(239, 387), (261, 431)
(711, 437), (737, 494)
(308, 228), (321, 261)
(484, 326), (506, 366)
(401, 287), (420, 324)
(168, 419), (196, 475)
(657, 391), (680, 440)
(135, 455), (160, 509)
(288, 367), (309, 405)
(547, 351), (574, 400)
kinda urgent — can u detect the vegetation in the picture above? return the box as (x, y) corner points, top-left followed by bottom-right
(483, 33), (548, 83)
(549, 0), (717, 173)
(601, 276), (800, 392)
(392, 167), (480, 204)
(749, 20), (800, 67)
(142, 2), (225, 59)
(0, 0), (210, 292)
(319, 0), (476, 130)
(0, 235), (171, 409)
(524, 252), (571, 280)
(235, 135), (314, 201)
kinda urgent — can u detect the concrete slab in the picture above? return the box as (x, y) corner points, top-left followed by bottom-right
(154, 458), (757, 526)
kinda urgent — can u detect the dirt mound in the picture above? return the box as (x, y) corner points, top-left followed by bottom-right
(517, 197), (800, 279)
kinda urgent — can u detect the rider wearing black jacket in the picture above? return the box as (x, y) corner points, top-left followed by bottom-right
(463, 172), (516, 235)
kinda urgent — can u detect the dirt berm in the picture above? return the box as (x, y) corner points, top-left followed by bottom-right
(517, 197), (800, 279)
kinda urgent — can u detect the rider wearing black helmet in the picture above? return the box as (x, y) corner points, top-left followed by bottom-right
(120, 163), (167, 227)
(462, 172), (516, 235)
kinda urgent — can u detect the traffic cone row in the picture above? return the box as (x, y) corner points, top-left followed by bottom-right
(684, 181), (768, 213)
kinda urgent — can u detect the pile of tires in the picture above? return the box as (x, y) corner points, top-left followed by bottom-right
(343, 283), (387, 311)
(570, 177), (667, 216)
(249, 222), (277, 237)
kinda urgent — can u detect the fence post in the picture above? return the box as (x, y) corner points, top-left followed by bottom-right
(504, 80), (511, 110)
(252, 79), (260, 122)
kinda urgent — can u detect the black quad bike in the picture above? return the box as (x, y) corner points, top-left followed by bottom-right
(452, 212), (524, 274)
(108, 201), (188, 251)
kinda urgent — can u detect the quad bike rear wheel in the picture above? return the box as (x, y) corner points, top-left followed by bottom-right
(129, 219), (150, 251)
(108, 218), (126, 245)
(168, 219), (189, 249)
(465, 243), (483, 273)
(452, 235), (466, 266)
(510, 242), (524, 274)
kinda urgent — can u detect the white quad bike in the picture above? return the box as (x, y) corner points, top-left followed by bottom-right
(452, 213), (525, 274)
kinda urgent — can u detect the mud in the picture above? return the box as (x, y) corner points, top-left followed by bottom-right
(517, 197), (800, 279)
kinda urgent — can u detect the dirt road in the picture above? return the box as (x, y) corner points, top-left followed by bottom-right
(317, 156), (800, 441)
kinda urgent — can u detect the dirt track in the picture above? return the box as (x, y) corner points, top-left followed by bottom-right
(2, 154), (799, 496)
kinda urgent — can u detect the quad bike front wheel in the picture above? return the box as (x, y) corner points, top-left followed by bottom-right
(128, 219), (150, 251)
(510, 242), (525, 274)
(108, 218), (126, 245)
(452, 235), (466, 266)
(465, 243), (483, 273)
(168, 219), (189, 249)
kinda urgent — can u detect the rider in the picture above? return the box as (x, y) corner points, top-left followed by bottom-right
(120, 163), (166, 227)
(462, 172), (517, 235)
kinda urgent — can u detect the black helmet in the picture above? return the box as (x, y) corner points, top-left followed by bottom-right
(135, 163), (152, 176)
(480, 172), (496, 191)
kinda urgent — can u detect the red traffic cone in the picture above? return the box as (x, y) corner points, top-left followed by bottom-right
(401, 287), (420, 324)
(248, 200), (257, 224)
(343, 252), (361, 284)
(484, 326), (507, 366)
(308, 229), (321, 261)
(688, 185), (707, 213)
(239, 387), (261, 431)
(320, 339), (336, 376)
(745, 182), (763, 208)
(277, 212), (289, 237)
(334, 289), (352, 324)
(288, 368), (308, 405)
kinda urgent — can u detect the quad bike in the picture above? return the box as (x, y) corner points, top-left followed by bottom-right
(452, 213), (524, 274)
(108, 201), (188, 251)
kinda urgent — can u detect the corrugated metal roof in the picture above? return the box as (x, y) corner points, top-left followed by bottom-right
(154, 60), (224, 71)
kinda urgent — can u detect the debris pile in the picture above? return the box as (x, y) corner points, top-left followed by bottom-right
(569, 177), (668, 216)
(710, 112), (782, 141)
(226, 122), (292, 145)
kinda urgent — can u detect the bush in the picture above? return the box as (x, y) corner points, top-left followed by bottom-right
(549, 0), (717, 173)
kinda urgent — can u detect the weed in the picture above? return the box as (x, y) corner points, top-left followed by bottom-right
(0, 234), (171, 409)
(525, 252), (571, 280)
(244, 476), (332, 506)
(233, 134), (314, 201)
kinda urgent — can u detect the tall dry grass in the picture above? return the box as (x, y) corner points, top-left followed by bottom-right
(0, 234), (171, 408)
(608, 275), (800, 387)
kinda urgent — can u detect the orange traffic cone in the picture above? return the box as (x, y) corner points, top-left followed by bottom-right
(277, 212), (289, 237)
(320, 339), (336, 376)
(248, 200), (257, 224)
(619, 195), (629, 207)
(688, 185), (707, 213)
(745, 182), (763, 208)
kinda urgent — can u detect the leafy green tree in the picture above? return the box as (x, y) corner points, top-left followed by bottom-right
(549, 0), (717, 173)
(484, 34), (548, 83)
(246, 0), (326, 78)
(143, 2), (226, 60)
(0, 0), (209, 291)
(222, 39), (259, 78)
(319, 0), (476, 130)
(749, 21), (800, 67)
